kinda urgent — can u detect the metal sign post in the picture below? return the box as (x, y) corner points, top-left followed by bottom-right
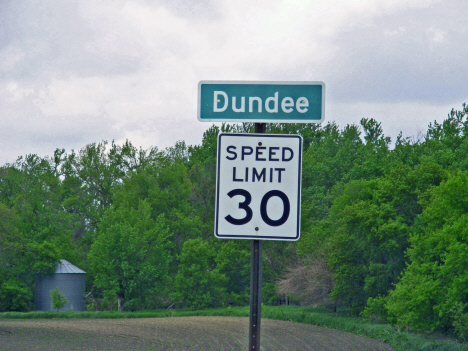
(249, 122), (265, 350)
(249, 238), (262, 350)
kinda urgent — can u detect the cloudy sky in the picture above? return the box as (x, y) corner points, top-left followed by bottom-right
(1, 0), (467, 164)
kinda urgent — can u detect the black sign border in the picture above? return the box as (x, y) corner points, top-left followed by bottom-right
(215, 133), (302, 241)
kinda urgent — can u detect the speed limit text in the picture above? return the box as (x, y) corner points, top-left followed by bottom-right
(225, 145), (294, 183)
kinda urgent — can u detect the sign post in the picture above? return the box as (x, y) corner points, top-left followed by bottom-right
(198, 81), (324, 350)
(250, 123), (265, 350)
(250, 234), (262, 350)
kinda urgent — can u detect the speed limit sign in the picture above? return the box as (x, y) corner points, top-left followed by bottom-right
(215, 133), (302, 241)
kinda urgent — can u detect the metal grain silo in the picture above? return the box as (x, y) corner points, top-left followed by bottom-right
(35, 259), (86, 311)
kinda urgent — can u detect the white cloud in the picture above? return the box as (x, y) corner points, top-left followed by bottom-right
(0, 0), (467, 163)
(427, 27), (445, 44)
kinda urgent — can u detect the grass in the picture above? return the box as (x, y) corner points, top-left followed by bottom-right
(262, 306), (467, 351)
(0, 307), (247, 320)
(1, 305), (467, 350)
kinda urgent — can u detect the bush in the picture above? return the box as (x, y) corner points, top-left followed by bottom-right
(50, 288), (67, 312)
(0, 279), (32, 312)
(171, 238), (227, 309)
(451, 303), (468, 341)
(386, 173), (468, 332)
(277, 256), (333, 306)
(362, 296), (388, 321)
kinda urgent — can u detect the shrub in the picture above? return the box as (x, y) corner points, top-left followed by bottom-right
(50, 288), (67, 312)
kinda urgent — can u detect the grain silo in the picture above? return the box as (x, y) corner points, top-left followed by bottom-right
(35, 259), (86, 311)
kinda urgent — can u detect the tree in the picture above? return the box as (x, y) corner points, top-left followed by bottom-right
(50, 288), (67, 312)
(214, 240), (250, 305)
(386, 171), (468, 332)
(0, 160), (65, 311)
(60, 140), (162, 240)
(0, 279), (31, 312)
(88, 200), (172, 311)
(316, 163), (444, 312)
(172, 238), (227, 309)
(277, 255), (334, 307)
(113, 155), (203, 253)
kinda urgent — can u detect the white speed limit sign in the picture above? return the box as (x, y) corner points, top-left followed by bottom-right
(215, 133), (302, 241)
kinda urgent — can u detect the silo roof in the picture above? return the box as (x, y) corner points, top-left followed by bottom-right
(55, 259), (86, 274)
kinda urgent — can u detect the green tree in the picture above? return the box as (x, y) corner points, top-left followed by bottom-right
(88, 200), (172, 311)
(215, 240), (250, 305)
(113, 155), (203, 252)
(187, 125), (219, 168)
(311, 163), (444, 312)
(172, 238), (227, 309)
(0, 159), (65, 311)
(61, 140), (160, 238)
(386, 171), (468, 332)
(50, 287), (67, 312)
(0, 279), (31, 312)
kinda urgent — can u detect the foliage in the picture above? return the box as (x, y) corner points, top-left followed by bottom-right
(0, 159), (62, 311)
(451, 303), (468, 342)
(0, 278), (31, 312)
(386, 171), (468, 332)
(88, 200), (173, 311)
(171, 238), (227, 309)
(326, 163), (444, 312)
(214, 240), (250, 305)
(3, 103), (468, 343)
(50, 288), (67, 312)
(361, 295), (388, 321)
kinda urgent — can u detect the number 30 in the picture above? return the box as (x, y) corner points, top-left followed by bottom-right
(225, 189), (290, 227)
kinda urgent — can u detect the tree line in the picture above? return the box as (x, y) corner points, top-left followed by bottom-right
(1, 103), (468, 337)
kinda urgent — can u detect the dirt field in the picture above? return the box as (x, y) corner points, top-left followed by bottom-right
(0, 316), (393, 350)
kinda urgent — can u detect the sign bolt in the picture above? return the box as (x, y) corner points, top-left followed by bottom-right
(255, 227), (259, 231)
(258, 142), (262, 146)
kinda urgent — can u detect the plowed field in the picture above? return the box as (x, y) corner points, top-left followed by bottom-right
(0, 316), (393, 350)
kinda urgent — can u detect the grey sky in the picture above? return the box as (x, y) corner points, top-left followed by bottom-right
(1, 0), (467, 164)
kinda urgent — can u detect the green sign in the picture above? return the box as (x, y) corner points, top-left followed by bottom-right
(198, 81), (325, 123)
